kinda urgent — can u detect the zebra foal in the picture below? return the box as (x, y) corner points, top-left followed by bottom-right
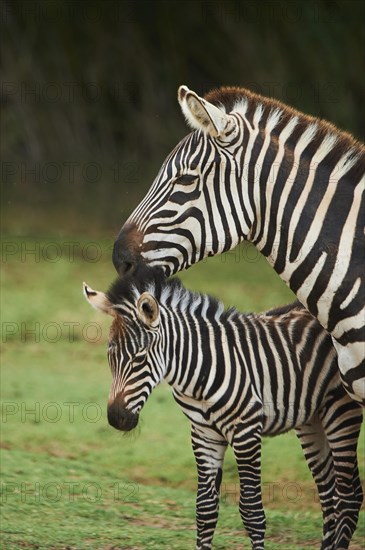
(83, 268), (363, 550)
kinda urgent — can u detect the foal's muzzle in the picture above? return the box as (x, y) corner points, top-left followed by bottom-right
(107, 398), (139, 432)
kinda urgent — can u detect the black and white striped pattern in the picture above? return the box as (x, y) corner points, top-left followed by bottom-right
(113, 86), (365, 405)
(87, 269), (363, 550)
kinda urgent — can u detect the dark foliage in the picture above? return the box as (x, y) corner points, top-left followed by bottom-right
(2, 0), (364, 233)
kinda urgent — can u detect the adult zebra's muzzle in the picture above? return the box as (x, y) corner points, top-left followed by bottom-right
(113, 222), (143, 276)
(107, 397), (139, 432)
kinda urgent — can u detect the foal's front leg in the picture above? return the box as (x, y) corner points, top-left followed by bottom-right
(232, 419), (265, 550)
(191, 425), (228, 550)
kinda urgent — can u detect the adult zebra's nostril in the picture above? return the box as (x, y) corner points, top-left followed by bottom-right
(112, 242), (135, 276)
(119, 260), (134, 276)
(112, 224), (142, 275)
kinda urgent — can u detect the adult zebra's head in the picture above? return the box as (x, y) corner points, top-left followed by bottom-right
(113, 85), (251, 276)
(83, 275), (164, 432)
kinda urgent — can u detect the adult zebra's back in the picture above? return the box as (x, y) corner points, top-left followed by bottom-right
(113, 86), (365, 405)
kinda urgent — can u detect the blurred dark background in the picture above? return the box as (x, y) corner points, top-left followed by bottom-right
(1, 0), (364, 237)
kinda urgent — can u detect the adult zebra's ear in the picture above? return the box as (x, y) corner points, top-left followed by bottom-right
(137, 292), (160, 329)
(83, 282), (114, 316)
(178, 85), (230, 138)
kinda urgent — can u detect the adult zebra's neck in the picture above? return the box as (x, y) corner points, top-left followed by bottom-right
(233, 100), (364, 326)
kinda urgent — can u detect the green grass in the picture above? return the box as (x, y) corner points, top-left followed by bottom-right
(1, 237), (364, 549)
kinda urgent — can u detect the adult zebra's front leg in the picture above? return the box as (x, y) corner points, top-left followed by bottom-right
(232, 419), (265, 550)
(191, 425), (228, 550)
(321, 391), (363, 549)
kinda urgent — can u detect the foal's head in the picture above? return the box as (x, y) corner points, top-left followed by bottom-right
(83, 269), (166, 432)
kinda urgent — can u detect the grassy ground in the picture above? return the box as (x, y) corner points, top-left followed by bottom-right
(1, 236), (364, 549)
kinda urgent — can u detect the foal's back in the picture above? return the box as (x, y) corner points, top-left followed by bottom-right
(230, 301), (340, 435)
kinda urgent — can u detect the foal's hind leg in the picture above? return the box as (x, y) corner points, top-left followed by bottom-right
(233, 418), (265, 550)
(320, 389), (363, 549)
(295, 421), (336, 549)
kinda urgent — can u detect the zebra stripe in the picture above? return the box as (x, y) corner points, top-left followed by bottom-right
(90, 268), (363, 550)
(113, 86), (365, 406)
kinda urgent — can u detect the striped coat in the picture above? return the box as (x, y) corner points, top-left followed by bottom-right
(84, 267), (363, 550)
(112, 86), (365, 406)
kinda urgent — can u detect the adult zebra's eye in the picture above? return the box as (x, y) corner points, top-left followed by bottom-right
(169, 174), (200, 205)
(175, 174), (198, 184)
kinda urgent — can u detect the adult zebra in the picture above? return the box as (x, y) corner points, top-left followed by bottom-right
(113, 86), (365, 405)
(83, 267), (363, 550)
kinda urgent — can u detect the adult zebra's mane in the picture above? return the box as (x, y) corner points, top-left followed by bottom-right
(204, 87), (364, 176)
(106, 265), (304, 325)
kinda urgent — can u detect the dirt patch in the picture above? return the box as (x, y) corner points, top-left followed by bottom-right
(126, 514), (195, 530)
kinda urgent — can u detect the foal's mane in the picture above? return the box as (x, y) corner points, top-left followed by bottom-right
(106, 265), (226, 320)
(107, 265), (169, 304)
(106, 265), (306, 326)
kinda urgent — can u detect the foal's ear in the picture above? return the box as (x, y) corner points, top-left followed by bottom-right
(178, 85), (229, 138)
(83, 282), (114, 315)
(137, 292), (160, 329)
